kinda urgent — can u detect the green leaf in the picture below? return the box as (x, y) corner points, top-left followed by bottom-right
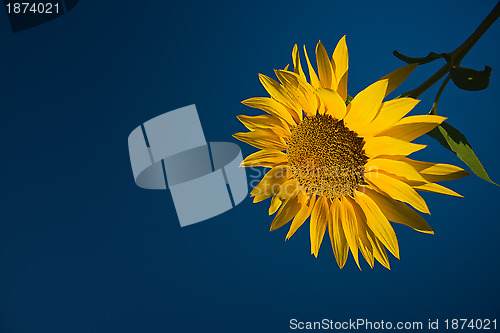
(393, 51), (443, 65)
(449, 65), (492, 91)
(346, 94), (353, 106)
(427, 121), (497, 185)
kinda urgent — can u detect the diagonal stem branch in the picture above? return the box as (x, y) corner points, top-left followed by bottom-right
(429, 75), (451, 115)
(401, 1), (500, 99)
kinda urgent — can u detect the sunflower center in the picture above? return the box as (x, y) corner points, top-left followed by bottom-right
(287, 113), (367, 198)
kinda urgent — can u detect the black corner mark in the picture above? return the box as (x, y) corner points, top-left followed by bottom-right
(3, 0), (80, 32)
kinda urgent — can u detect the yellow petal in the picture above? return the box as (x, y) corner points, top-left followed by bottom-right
(268, 179), (299, 215)
(344, 79), (388, 132)
(237, 114), (290, 136)
(332, 36), (349, 90)
(283, 64), (289, 71)
(258, 74), (301, 119)
(275, 69), (317, 117)
(401, 157), (470, 182)
(233, 130), (286, 151)
(365, 157), (429, 183)
(303, 45), (321, 89)
(316, 41), (336, 90)
(413, 182), (463, 197)
(310, 196), (328, 257)
(337, 73), (348, 103)
(339, 197), (360, 268)
(250, 165), (290, 197)
(241, 150), (287, 168)
(363, 98), (420, 136)
(355, 190), (400, 259)
(348, 197), (374, 268)
(329, 199), (349, 268)
(241, 97), (296, 126)
(377, 115), (447, 141)
(275, 178), (299, 201)
(366, 229), (391, 269)
(267, 179), (300, 215)
(316, 88), (347, 120)
(363, 136), (426, 158)
(365, 172), (430, 214)
(253, 193), (271, 203)
(379, 63), (418, 97)
(363, 186), (433, 234)
(269, 195), (282, 215)
(357, 235), (374, 268)
(270, 194), (302, 231)
(292, 44), (306, 81)
(287, 194), (316, 240)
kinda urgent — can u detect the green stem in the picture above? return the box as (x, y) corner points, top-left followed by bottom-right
(401, 1), (500, 99)
(452, 1), (500, 64)
(401, 64), (449, 99)
(429, 75), (450, 115)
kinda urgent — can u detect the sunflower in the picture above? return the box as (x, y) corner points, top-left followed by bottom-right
(234, 36), (469, 269)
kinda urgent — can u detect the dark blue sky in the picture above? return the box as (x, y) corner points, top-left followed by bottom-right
(1, 1), (499, 332)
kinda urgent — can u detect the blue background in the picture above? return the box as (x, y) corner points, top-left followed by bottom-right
(1, 1), (499, 332)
